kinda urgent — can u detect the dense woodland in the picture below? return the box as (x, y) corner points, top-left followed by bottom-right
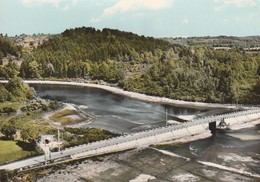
(165, 36), (260, 48)
(0, 34), (22, 60)
(0, 77), (34, 102)
(0, 27), (260, 104)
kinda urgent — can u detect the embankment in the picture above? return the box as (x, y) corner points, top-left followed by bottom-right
(13, 80), (240, 109)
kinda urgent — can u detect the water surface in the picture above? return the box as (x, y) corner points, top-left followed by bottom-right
(32, 84), (205, 133)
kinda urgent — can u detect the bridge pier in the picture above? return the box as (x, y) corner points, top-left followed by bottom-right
(209, 122), (216, 134)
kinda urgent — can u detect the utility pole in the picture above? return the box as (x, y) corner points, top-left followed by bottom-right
(165, 108), (168, 127)
(58, 128), (60, 152)
(44, 145), (47, 165)
(49, 147), (51, 160)
(236, 98), (239, 111)
(236, 85), (239, 111)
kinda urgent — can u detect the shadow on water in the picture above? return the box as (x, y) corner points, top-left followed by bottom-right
(31, 84), (209, 133)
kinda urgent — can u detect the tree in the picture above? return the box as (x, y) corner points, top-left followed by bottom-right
(45, 62), (55, 77)
(67, 61), (83, 78)
(6, 77), (35, 101)
(1, 121), (16, 139)
(0, 61), (19, 79)
(253, 79), (260, 95)
(99, 62), (109, 80)
(0, 84), (10, 101)
(257, 65), (260, 76)
(0, 35), (21, 58)
(90, 62), (100, 79)
(20, 124), (41, 143)
(84, 61), (91, 78)
(28, 60), (41, 78)
(19, 57), (41, 79)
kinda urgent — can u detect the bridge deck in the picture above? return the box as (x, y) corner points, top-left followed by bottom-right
(0, 109), (259, 171)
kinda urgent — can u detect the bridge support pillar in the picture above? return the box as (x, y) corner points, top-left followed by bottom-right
(209, 122), (216, 134)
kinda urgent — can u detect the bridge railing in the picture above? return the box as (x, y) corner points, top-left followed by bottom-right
(58, 109), (260, 156)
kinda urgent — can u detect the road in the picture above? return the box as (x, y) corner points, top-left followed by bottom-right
(0, 108), (259, 171)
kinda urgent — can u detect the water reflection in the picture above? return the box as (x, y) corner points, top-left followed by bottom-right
(32, 84), (205, 133)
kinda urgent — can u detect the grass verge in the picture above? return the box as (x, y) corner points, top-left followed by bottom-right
(0, 139), (36, 165)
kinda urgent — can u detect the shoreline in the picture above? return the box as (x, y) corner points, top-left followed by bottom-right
(156, 130), (213, 146)
(21, 80), (240, 109)
(42, 102), (92, 129)
(228, 118), (260, 130)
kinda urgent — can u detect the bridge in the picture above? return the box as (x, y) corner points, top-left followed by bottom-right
(0, 108), (259, 171)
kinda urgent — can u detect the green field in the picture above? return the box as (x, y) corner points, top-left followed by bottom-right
(0, 140), (35, 164)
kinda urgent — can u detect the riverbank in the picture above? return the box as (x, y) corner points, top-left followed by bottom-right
(18, 80), (240, 109)
(42, 102), (91, 129)
(229, 118), (260, 130)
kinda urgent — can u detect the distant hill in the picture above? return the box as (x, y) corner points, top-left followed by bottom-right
(36, 27), (170, 61)
(11, 34), (50, 51)
(164, 36), (260, 49)
(19, 27), (170, 80)
(1, 27), (259, 104)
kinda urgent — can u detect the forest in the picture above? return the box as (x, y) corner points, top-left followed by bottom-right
(0, 34), (22, 60)
(0, 27), (259, 104)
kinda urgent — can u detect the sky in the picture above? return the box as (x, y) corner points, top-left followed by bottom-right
(0, 0), (260, 37)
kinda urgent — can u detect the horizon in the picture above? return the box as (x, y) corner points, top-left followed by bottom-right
(4, 27), (260, 39)
(1, 0), (260, 37)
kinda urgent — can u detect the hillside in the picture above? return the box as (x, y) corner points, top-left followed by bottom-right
(1, 27), (260, 104)
(19, 27), (170, 81)
(0, 35), (22, 60)
(11, 34), (50, 51)
(164, 36), (260, 49)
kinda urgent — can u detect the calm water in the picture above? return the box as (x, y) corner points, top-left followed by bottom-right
(32, 84), (260, 181)
(32, 84), (205, 133)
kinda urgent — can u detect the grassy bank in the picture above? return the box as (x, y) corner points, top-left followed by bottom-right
(0, 139), (38, 164)
(49, 109), (78, 124)
(0, 102), (20, 111)
(0, 102), (20, 124)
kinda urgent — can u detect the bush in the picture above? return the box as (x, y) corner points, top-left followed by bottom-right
(0, 170), (16, 182)
(0, 107), (16, 114)
(61, 127), (120, 148)
(49, 101), (60, 110)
